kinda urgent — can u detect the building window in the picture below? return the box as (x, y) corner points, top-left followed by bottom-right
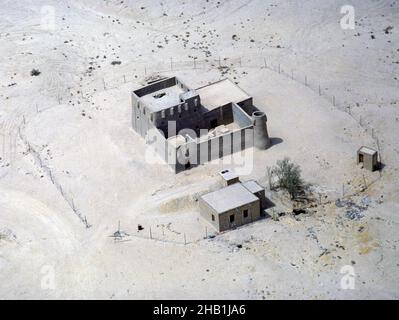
(243, 209), (248, 218)
(229, 214), (235, 223)
(211, 214), (215, 221)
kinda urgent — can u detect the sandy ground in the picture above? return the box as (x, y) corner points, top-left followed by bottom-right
(0, 0), (398, 299)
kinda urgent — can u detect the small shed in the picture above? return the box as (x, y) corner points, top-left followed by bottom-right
(357, 146), (378, 172)
(199, 183), (260, 232)
(241, 180), (266, 210)
(219, 169), (240, 186)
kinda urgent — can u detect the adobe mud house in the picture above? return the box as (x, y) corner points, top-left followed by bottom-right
(199, 170), (267, 232)
(131, 76), (271, 173)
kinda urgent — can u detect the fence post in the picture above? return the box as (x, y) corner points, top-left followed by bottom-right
(342, 183), (345, 198)
(264, 58), (266, 68)
(149, 227), (152, 239)
(102, 78), (106, 90)
(333, 95), (336, 106)
(376, 138), (382, 166)
(184, 233), (186, 245)
(123, 75), (126, 83)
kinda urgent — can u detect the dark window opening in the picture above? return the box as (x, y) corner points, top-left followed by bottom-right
(211, 214), (215, 221)
(359, 154), (364, 163)
(229, 214), (235, 223)
(243, 209), (248, 218)
(210, 119), (218, 129)
(185, 161), (191, 170)
(153, 92), (166, 99)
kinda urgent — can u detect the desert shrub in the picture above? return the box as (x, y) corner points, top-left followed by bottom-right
(272, 158), (304, 199)
(30, 69), (41, 76)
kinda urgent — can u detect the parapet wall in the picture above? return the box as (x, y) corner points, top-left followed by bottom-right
(133, 77), (177, 98)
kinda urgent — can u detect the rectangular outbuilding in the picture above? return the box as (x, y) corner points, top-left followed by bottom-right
(199, 183), (261, 232)
(357, 146), (379, 172)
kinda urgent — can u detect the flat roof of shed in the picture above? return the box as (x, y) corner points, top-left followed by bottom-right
(358, 146), (377, 156)
(196, 79), (251, 110)
(201, 183), (259, 214)
(219, 169), (239, 182)
(241, 180), (264, 194)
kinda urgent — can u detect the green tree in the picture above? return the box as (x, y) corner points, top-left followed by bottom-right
(272, 158), (304, 199)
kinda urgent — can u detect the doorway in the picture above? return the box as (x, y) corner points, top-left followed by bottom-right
(210, 119), (218, 129)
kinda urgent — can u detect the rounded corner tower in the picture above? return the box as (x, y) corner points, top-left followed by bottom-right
(252, 111), (271, 150)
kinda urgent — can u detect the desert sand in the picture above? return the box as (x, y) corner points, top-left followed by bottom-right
(0, 0), (398, 299)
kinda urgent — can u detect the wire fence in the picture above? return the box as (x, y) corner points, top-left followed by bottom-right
(1, 54), (383, 236)
(110, 223), (215, 246)
(75, 55), (382, 166)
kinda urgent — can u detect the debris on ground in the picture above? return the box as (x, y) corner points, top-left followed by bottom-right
(335, 196), (373, 220)
(0, 228), (17, 242)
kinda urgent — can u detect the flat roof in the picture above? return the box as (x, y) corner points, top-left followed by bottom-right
(196, 79), (251, 110)
(241, 180), (264, 194)
(139, 85), (185, 113)
(201, 183), (259, 214)
(359, 146), (377, 156)
(219, 169), (239, 182)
